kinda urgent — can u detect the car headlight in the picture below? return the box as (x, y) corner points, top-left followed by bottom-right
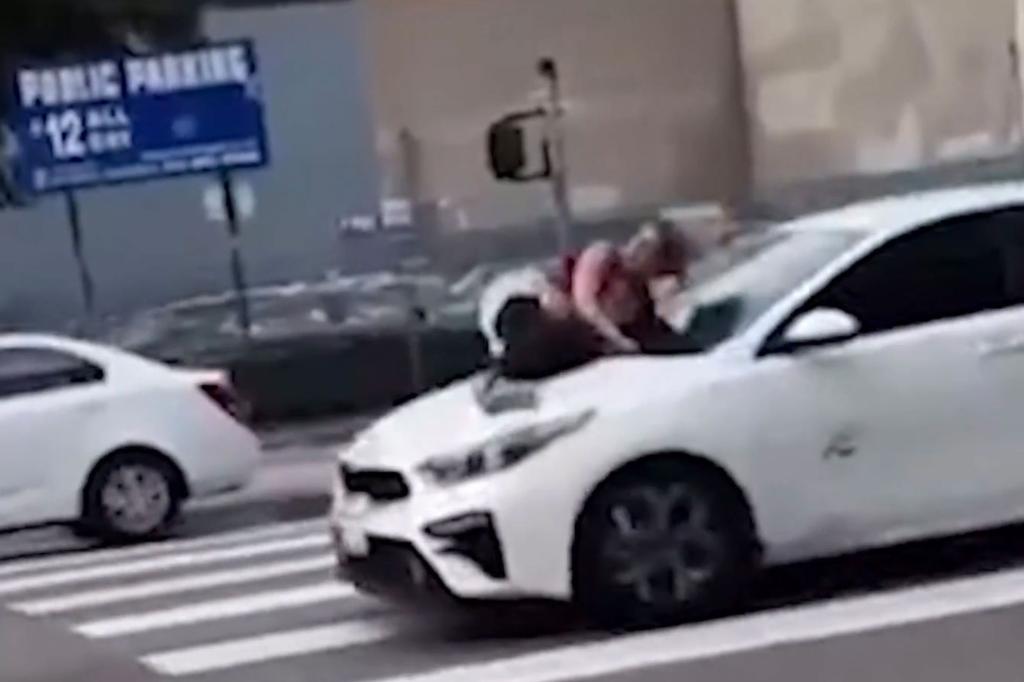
(415, 409), (595, 486)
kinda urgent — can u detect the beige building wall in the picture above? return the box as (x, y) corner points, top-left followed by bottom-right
(360, 0), (750, 229)
(738, 0), (1023, 188)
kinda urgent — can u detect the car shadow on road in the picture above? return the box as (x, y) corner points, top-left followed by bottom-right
(412, 521), (1024, 643)
(751, 522), (1024, 613)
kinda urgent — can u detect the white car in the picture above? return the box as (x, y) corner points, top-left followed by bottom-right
(0, 334), (261, 541)
(330, 182), (1024, 627)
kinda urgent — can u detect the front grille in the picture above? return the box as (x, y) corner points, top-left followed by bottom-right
(338, 537), (453, 603)
(340, 465), (410, 502)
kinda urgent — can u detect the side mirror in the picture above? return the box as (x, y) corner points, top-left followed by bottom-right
(780, 308), (860, 352)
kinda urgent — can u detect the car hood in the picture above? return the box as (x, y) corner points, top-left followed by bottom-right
(345, 355), (727, 470)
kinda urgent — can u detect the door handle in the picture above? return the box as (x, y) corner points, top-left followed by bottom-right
(72, 398), (106, 415)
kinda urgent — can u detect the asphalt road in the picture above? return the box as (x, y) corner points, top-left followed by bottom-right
(6, 427), (1024, 682)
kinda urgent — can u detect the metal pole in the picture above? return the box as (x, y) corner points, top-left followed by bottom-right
(64, 190), (96, 336)
(407, 300), (426, 395)
(539, 58), (573, 253)
(219, 169), (253, 340)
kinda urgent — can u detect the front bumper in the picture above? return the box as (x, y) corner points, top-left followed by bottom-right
(330, 498), (515, 603)
(328, 456), (563, 603)
(332, 531), (456, 604)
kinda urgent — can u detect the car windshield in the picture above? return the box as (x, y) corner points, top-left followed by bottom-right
(668, 228), (867, 353)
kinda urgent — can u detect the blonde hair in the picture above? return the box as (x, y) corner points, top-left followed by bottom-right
(629, 219), (689, 274)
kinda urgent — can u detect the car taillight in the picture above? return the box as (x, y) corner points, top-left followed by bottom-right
(200, 382), (251, 424)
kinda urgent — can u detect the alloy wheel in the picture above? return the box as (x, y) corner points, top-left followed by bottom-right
(99, 463), (173, 535)
(599, 482), (726, 608)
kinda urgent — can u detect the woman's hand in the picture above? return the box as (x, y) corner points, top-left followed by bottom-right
(540, 287), (574, 319)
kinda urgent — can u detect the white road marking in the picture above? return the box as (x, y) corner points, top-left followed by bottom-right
(10, 555), (336, 615)
(0, 518), (323, 579)
(0, 534), (328, 597)
(141, 618), (398, 676)
(369, 565), (1024, 682)
(74, 582), (357, 638)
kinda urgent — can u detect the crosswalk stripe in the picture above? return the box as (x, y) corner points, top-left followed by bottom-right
(74, 581), (358, 638)
(9, 555), (336, 615)
(141, 618), (398, 676)
(0, 534), (329, 597)
(0, 518), (323, 579)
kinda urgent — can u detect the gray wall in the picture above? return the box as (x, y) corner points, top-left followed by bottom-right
(738, 0), (1021, 187)
(0, 0), (379, 332)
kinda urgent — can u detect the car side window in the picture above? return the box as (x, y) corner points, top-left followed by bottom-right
(0, 348), (105, 400)
(804, 211), (1011, 337)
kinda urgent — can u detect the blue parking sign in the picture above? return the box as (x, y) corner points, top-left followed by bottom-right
(5, 40), (269, 194)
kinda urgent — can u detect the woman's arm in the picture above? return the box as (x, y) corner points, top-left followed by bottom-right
(571, 242), (639, 352)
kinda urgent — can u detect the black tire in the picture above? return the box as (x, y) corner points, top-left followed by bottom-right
(572, 459), (757, 630)
(82, 451), (182, 543)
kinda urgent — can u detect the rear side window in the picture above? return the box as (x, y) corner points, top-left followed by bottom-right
(0, 348), (105, 399)
(990, 209), (1024, 306)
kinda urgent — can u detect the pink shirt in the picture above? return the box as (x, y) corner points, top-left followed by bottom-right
(569, 242), (648, 326)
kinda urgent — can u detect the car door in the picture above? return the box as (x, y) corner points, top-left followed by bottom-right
(962, 208), (1024, 523)
(748, 210), (1021, 556)
(0, 347), (107, 529)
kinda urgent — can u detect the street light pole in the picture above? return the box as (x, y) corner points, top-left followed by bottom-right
(538, 57), (573, 254)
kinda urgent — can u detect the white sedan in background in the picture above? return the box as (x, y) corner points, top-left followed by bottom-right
(331, 182), (1024, 628)
(0, 334), (260, 541)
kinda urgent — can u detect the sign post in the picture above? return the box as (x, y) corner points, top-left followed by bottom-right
(5, 40), (270, 337)
(218, 168), (252, 340)
(62, 190), (97, 334)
